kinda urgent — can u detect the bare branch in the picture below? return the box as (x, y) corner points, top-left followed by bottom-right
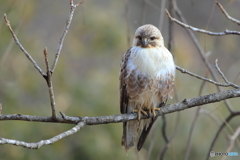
(165, 9), (240, 36)
(0, 122), (85, 149)
(159, 112), (180, 160)
(3, 14), (46, 77)
(0, 89), (239, 125)
(0, 103), (2, 115)
(158, 0), (166, 30)
(176, 66), (240, 89)
(206, 112), (240, 160)
(215, 1), (240, 26)
(214, 59), (239, 89)
(43, 48), (57, 119)
(225, 126), (240, 153)
(50, 0), (84, 73)
(125, 0), (131, 47)
(171, 0), (234, 113)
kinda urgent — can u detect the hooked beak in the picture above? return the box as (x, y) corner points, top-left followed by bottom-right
(142, 38), (147, 47)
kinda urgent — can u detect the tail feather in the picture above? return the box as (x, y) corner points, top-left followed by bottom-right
(121, 120), (139, 151)
(137, 117), (158, 151)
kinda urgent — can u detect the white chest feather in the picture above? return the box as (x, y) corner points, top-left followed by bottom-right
(127, 47), (175, 77)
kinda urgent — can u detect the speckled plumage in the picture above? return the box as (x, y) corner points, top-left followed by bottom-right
(120, 24), (175, 151)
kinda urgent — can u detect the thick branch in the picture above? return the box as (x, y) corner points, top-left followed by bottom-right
(0, 122), (85, 149)
(0, 89), (239, 125)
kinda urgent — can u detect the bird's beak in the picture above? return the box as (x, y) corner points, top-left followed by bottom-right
(142, 38), (147, 47)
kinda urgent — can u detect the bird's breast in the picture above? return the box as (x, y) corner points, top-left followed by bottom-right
(128, 47), (175, 76)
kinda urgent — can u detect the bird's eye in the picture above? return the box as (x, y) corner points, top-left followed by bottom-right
(150, 37), (156, 40)
(137, 36), (142, 41)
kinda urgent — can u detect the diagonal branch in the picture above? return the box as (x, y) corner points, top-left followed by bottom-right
(3, 14), (46, 77)
(215, 1), (240, 26)
(206, 112), (240, 160)
(170, 0), (235, 113)
(50, 0), (84, 73)
(0, 122), (85, 149)
(165, 9), (240, 36)
(43, 48), (57, 119)
(176, 66), (240, 89)
(225, 126), (240, 153)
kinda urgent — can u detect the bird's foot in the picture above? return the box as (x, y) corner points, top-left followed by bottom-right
(149, 107), (160, 117)
(133, 108), (148, 120)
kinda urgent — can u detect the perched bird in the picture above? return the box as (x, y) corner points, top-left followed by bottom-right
(119, 24), (175, 151)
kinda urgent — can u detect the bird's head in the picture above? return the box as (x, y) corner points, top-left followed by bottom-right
(132, 24), (164, 48)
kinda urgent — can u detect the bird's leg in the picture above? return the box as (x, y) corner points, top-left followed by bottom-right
(133, 107), (148, 120)
(149, 107), (160, 117)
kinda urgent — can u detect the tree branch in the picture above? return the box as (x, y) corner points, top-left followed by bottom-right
(43, 48), (57, 119)
(3, 14), (46, 77)
(206, 112), (240, 160)
(0, 122), (85, 149)
(50, 0), (84, 73)
(215, 1), (240, 26)
(0, 89), (239, 125)
(176, 66), (240, 89)
(165, 9), (240, 36)
(170, 1), (235, 113)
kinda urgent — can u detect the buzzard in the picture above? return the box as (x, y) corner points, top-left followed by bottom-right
(120, 24), (175, 151)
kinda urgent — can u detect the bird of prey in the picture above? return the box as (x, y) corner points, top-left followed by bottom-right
(119, 24), (175, 151)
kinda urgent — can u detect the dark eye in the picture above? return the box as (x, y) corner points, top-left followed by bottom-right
(138, 36), (142, 40)
(150, 37), (156, 40)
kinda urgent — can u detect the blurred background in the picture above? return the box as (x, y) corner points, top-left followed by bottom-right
(0, 0), (240, 159)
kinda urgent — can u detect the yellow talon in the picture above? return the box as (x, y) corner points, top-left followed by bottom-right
(149, 107), (160, 117)
(133, 109), (148, 120)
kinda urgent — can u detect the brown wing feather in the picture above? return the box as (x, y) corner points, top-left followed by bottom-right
(120, 48), (131, 148)
(120, 48), (131, 114)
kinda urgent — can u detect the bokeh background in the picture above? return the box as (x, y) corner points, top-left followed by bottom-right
(0, 0), (240, 159)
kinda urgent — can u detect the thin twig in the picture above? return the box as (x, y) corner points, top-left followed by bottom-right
(167, 0), (174, 51)
(144, 0), (160, 11)
(43, 48), (57, 119)
(176, 66), (240, 89)
(125, 0), (131, 47)
(184, 78), (206, 160)
(158, 112), (180, 160)
(215, 1), (240, 26)
(184, 107), (201, 159)
(165, 9), (240, 36)
(225, 126), (240, 154)
(206, 112), (240, 160)
(0, 122), (85, 149)
(171, 0), (234, 123)
(141, 0), (147, 25)
(146, 120), (158, 160)
(3, 14), (46, 77)
(158, 0), (166, 30)
(214, 59), (239, 89)
(51, 0), (84, 73)
(0, 103), (2, 115)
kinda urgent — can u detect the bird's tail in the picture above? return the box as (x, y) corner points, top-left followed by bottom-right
(121, 120), (140, 151)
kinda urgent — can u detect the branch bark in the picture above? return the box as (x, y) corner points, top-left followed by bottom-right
(0, 89), (239, 125)
(0, 122), (85, 149)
